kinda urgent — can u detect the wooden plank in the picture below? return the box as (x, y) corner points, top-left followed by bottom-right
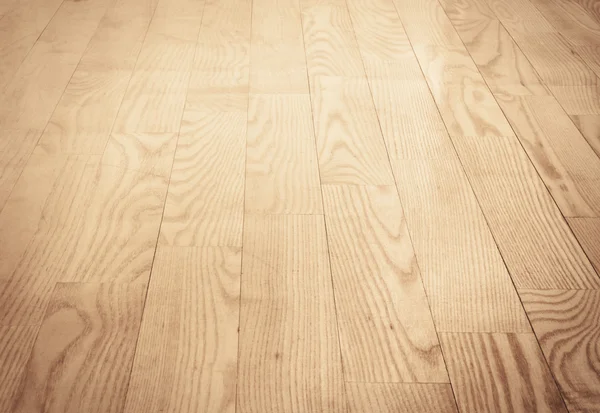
(571, 114), (600, 158)
(0, 156), (95, 325)
(346, 383), (457, 413)
(451, 135), (599, 289)
(112, 0), (205, 133)
(512, 32), (598, 86)
(237, 215), (345, 412)
(391, 158), (530, 332)
(497, 94), (600, 217)
(0, 129), (40, 210)
(440, 0), (548, 96)
(101, 132), (178, 177)
(521, 290), (600, 413)
(322, 184), (447, 382)
(486, 0), (555, 38)
(0, 0), (111, 130)
(11, 282), (145, 413)
(246, 94), (322, 214)
(250, 0), (308, 93)
(159, 111), (246, 246)
(567, 217), (600, 273)
(0, 326), (38, 412)
(300, 0), (365, 79)
(369, 79), (454, 159)
(550, 85), (600, 115)
(440, 333), (567, 413)
(529, 0), (600, 46)
(34, 0), (157, 155)
(124, 247), (240, 413)
(310, 76), (394, 185)
(0, 0), (64, 91)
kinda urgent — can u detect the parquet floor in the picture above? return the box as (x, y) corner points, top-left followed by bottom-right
(0, 0), (599, 411)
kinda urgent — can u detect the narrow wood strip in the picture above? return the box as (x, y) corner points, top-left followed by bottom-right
(567, 217), (600, 274)
(0, 326), (38, 412)
(124, 247), (240, 413)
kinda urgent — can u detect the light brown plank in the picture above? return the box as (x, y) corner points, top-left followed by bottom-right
(497, 94), (600, 217)
(440, 333), (567, 413)
(0, 156), (96, 325)
(11, 282), (145, 413)
(0, 129), (40, 210)
(346, 383), (457, 413)
(300, 0), (365, 79)
(486, 0), (555, 37)
(521, 290), (600, 413)
(101, 132), (178, 177)
(310, 76), (394, 185)
(0, 326), (38, 412)
(159, 111), (246, 247)
(322, 185), (447, 383)
(124, 247), (240, 413)
(237, 215), (345, 412)
(550, 85), (600, 115)
(246, 94), (322, 214)
(440, 0), (548, 96)
(391, 158), (530, 332)
(452, 135), (599, 289)
(568, 217), (600, 274)
(250, 0), (308, 93)
(571, 114), (600, 158)
(0, 0), (64, 91)
(0, 0), (111, 130)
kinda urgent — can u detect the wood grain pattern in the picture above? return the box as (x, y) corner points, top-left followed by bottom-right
(322, 185), (447, 383)
(0, 0), (111, 130)
(300, 0), (365, 79)
(159, 111), (246, 247)
(550, 85), (600, 115)
(102, 132), (178, 177)
(571, 114), (600, 158)
(440, 0), (548, 96)
(0, 129), (40, 211)
(11, 282), (145, 413)
(497, 94), (600, 217)
(310, 76), (394, 185)
(521, 290), (600, 413)
(246, 94), (322, 214)
(124, 247), (240, 413)
(0, 326), (38, 412)
(567, 217), (600, 274)
(452, 135), (599, 289)
(237, 215), (345, 413)
(0, 0), (64, 91)
(391, 158), (530, 332)
(346, 383), (458, 413)
(440, 333), (567, 413)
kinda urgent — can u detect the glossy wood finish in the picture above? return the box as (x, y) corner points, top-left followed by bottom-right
(1, 0), (599, 411)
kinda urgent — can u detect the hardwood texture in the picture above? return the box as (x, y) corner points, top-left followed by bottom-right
(521, 290), (600, 413)
(452, 135), (599, 289)
(346, 383), (458, 413)
(246, 94), (322, 214)
(0, 0), (64, 91)
(124, 247), (240, 413)
(310, 76), (394, 185)
(0, 326), (38, 412)
(237, 215), (345, 413)
(497, 94), (600, 217)
(391, 158), (530, 333)
(440, 333), (567, 413)
(440, 0), (548, 96)
(322, 185), (447, 382)
(11, 282), (145, 413)
(0, 129), (40, 210)
(571, 114), (600, 158)
(34, 0), (157, 155)
(0, 0), (111, 130)
(568, 218), (600, 274)
(159, 111), (247, 246)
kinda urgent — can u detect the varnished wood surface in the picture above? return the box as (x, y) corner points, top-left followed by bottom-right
(1, 0), (600, 411)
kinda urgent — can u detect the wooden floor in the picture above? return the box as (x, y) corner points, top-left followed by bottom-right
(1, 0), (599, 411)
